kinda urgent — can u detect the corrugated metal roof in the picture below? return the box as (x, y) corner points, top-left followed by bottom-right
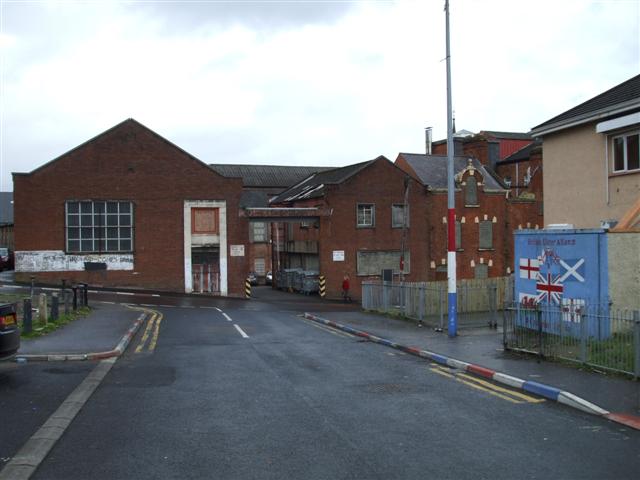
(531, 74), (640, 134)
(497, 139), (542, 165)
(270, 157), (384, 204)
(0, 192), (13, 224)
(481, 131), (532, 141)
(209, 164), (332, 188)
(397, 153), (505, 191)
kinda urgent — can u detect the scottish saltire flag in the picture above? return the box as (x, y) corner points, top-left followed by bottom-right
(558, 258), (585, 283)
(519, 258), (539, 279)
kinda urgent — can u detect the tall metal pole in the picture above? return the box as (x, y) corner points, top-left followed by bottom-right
(445, 0), (457, 337)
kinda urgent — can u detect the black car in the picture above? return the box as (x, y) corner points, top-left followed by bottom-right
(0, 247), (14, 271)
(0, 303), (19, 361)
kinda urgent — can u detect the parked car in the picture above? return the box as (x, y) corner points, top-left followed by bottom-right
(0, 247), (14, 271)
(266, 271), (273, 285)
(247, 271), (258, 286)
(0, 303), (19, 361)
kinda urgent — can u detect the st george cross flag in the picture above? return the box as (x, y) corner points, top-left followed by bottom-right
(519, 258), (540, 279)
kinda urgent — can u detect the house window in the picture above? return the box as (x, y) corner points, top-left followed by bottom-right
(475, 263), (488, 279)
(613, 131), (640, 173)
(479, 220), (493, 249)
(357, 204), (375, 227)
(192, 208), (218, 234)
(251, 222), (267, 243)
(254, 258), (266, 276)
(391, 204), (409, 228)
(66, 200), (133, 253)
(465, 176), (478, 206)
(455, 220), (462, 250)
(503, 176), (512, 188)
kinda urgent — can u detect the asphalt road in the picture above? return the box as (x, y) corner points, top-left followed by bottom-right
(1, 286), (639, 479)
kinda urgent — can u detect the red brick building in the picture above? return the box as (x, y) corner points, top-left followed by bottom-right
(270, 156), (429, 300)
(13, 119), (249, 296)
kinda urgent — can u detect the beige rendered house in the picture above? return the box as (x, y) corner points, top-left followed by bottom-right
(531, 74), (640, 228)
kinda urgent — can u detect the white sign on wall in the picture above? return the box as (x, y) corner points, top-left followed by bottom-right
(333, 250), (345, 262)
(230, 245), (245, 257)
(16, 251), (134, 272)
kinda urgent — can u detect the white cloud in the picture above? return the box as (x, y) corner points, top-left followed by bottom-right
(1, 0), (638, 190)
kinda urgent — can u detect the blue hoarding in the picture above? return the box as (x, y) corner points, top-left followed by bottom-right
(514, 229), (609, 339)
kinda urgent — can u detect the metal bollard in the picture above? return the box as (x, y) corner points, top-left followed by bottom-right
(38, 293), (48, 324)
(72, 286), (78, 311)
(23, 298), (32, 334)
(64, 290), (70, 315)
(51, 293), (59, 321)
(83, 283), (89, 307)
(245, 278), (251, 299)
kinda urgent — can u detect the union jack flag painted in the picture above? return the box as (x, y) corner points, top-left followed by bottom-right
(536, 272), (564, 305)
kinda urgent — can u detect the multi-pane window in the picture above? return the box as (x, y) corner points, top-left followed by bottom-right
(613, 132), (640, 173)
(251, 222), (267, 243)
(455, 220), (462, 250)
(357, 204), (375, 227)
(254, 258), (266, 276)
(391, 204), (409, 228)
(479, 220), (493, 249)
(66, 201), (133, 253)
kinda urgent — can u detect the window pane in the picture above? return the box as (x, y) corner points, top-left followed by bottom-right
(119, 202), (131, 214)
(107, 214), (118, 226)
(357, 205), (374, 226)
(107, 240), (119, 251)
(80, 202), (92, 214)
(107, 202), (118, 213)
(120, 227), (131, 239)
(107, 227), (118, 239)
(94, 202), (105, 213)
(96, 239), (105, 251)
(80, 227), (92, 239)
(67, 202), (79, 214)
(81, 240), (93, 251)
(119, 214), (131, 226)
(627, 134), (639, 170)
(68, 240), (80, 251)
(94, 227), (105, 239)
(120, 239), (131, 251)
(392, 205), (408, 228)
(93, 214), (104, 226)
(68, 215), (79, 227)
(68, 227), (80, 240)
(80, 214), (93, 226)
(614, 137), (625, 171)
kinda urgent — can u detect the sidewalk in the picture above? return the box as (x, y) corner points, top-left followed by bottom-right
(18, 302), (141, 356)
(309, 309), (640, 417)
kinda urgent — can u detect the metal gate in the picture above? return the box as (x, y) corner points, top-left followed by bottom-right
(192, 264), (220, 294)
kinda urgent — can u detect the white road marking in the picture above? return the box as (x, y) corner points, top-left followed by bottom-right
(214, 307), (222, 312)
(222, 313), (233, 322)
(97, 301), (116, 304)
(140, 304), (156, 307)
(116, 292), (135, 296)
(200, 306), (219, 310)
(234, 324), (249, 338)
(152, 294), (160, 297)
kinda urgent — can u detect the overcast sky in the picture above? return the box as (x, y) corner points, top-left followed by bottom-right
(1, 0), (638, 191)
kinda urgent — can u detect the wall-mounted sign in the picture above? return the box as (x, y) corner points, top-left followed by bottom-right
(230, 245), (245, 257)
(333, 250), (345, 262)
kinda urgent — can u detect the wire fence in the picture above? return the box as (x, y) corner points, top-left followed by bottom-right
(503, 302), (640, 378)
(361, 277), (514, 329)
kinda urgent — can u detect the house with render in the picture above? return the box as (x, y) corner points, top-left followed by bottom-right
(530, 74), (639, 228)
(13, 119), (249, 295)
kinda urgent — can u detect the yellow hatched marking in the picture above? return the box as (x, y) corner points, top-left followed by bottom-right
(135, 313), (157, 353)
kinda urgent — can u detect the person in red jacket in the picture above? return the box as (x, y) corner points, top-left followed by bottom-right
(341, 274), (351, 302)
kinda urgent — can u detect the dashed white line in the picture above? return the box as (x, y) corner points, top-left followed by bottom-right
(222, 313), (233, 322)
(97, 301), (116, 304)
(200, 306), (219, 310)
(116, 292), (135, 296)
(233, 324), (249, 339)
(214, 307), (222, 312)
(152, 294), (160, 297)
(140, 304), (156, 307)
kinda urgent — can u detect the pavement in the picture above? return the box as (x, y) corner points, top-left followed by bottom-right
(9, 287), (640, 430)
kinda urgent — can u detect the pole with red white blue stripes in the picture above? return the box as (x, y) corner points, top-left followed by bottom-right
(445, 0), (457, 337)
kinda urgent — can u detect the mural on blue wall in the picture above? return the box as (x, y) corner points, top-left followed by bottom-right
(514, 229), (609, 338)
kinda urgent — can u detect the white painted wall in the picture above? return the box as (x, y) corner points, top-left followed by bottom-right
(183, 201), (227, 295)
(16, 251), (134, 272)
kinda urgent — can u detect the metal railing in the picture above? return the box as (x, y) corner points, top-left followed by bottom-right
(362, 277), (513, 329)
(503, 302), (640, 378)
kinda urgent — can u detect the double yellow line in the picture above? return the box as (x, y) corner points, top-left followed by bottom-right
(134, 309), (163, 354)
(429, 365), (545, 405)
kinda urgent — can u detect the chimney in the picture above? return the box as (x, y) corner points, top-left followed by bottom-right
(425, 127), (432, 155)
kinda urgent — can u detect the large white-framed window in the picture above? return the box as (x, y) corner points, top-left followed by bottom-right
(356, 203), (375, 228)
(612, 131), (640, 173)
(66, 200), (134, 253)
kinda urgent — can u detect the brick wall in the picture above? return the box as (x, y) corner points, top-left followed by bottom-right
(13, 119), (248, 295)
